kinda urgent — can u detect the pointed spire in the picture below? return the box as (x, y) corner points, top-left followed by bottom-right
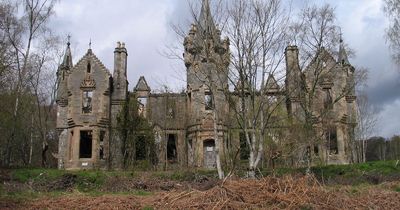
(61, 35), (73, 69)
(198, 0), (216, 36)
(338, 34), (350, 65)
(87, 38), (93, 54)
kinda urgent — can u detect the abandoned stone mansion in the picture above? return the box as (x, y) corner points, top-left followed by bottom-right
(56, 1), (357, 170)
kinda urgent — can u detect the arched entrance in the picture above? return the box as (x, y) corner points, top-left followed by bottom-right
(203, 139), (216, 169)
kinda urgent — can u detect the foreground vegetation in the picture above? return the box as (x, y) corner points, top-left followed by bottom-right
(1, 160), (399, 198)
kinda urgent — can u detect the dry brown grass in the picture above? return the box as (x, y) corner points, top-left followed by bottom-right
(3, 175), (400, 210)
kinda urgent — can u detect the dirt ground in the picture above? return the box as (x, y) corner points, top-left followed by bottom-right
(1, 175), (400, 210)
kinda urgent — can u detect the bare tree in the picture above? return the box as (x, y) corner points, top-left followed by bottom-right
(223, 0), (290, 178)
(384, 0), (400, 64)
(354, 94), (378, 163)
(29, 34), (62, 167)
(0, 0), (59, 166)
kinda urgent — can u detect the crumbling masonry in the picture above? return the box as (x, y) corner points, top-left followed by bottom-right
(56, 0), (357, 170)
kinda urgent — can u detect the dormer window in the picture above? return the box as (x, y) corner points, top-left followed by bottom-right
(87, 62), (91, 73)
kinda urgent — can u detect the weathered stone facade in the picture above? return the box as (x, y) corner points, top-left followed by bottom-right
(56, 0), (357, 170)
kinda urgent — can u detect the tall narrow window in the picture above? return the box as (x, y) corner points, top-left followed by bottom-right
(99, 131), (105, 160)
(79, 131), (93, 158)
(205, 92), (213, 110)
(87, 62), (91, 73)
(167, 134), (177, 162)
(327, 128), (338, 155)
(239, 132), (250, 160)
(137, 97), (147, 115)
(323, 89), (333, 110)
(136, 136), (146, 160)
(82, 91), (93, 114)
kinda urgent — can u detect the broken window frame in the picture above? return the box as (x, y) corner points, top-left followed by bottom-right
(205, 91), (213, 110)
(137, 97), (147, 116)
(82, 90), (93, 114)
(326, 127), (338, 155)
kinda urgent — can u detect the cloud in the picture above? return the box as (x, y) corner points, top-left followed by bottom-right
(50, 0), (399, 137)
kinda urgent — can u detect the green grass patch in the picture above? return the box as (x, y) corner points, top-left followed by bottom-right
(11, 168), (64, 182)
(134, 190), (152, 196)
(394, 186), (400, 192)
(310, 160), (400, 179)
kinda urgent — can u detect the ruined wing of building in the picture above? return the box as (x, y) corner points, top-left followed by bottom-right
(56, 1), (357, 170)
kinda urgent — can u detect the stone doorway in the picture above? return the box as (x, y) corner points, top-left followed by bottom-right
(167, 134), (177, 162)
(203, 139), (216, 169)
(79, 130), (92, 159)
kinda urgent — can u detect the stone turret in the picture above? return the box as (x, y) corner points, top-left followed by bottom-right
(56, 40), (73, 106)
(184, 0), (230, 168)
(56, 39), (73, 169)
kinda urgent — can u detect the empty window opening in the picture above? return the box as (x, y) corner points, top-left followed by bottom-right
(323, 89), (333, 110)
(137, 97), (147, 115)
(225, 135), (231, 151)
(136, 136), (146, 160)
(327, 128), (338, 155)
(99, 131), (105, 160)
(239, 133), (250, 160)
(87, 62), (91, 73)
(314, 145), (319, 156)
(82, 91), (93, 114)
(205, 92), (213, 110)
(188, 139), (193, 149)
(79, 131), (92, 158)
(167, 134), (177, 161)
(69, 131), (74, 160)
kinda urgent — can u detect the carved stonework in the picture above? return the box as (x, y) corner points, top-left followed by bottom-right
(345, 95), (356, 103)
(81, 75), (96, 89)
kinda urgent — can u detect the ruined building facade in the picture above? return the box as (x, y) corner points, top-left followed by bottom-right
(56, 0), (357, 170)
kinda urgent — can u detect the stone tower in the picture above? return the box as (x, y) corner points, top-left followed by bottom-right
(110, 42), (128, 169)
(285, 46), (303, 121)
(56, 40), (73, 169)
(183, 0), (230, 167)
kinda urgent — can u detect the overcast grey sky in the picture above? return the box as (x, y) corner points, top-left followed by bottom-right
(50, 0), (399, 138)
